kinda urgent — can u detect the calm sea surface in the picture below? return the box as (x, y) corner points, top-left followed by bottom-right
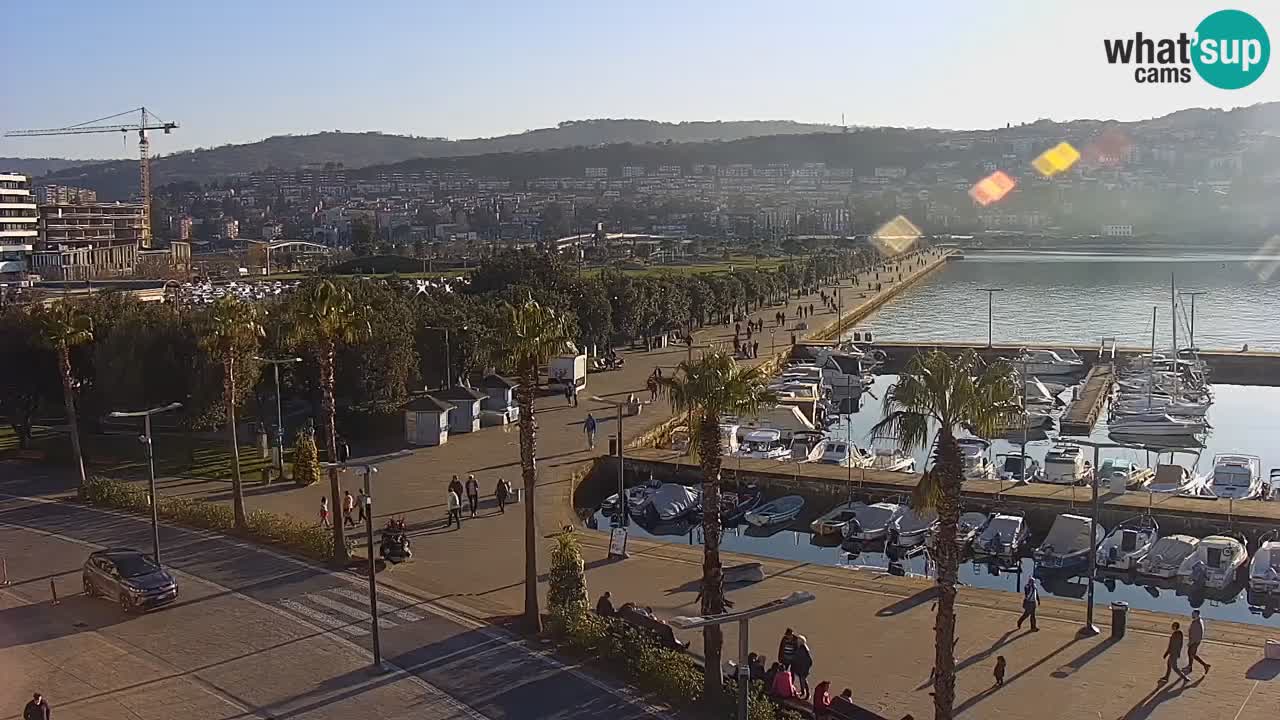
(855, 251), (1280, 351)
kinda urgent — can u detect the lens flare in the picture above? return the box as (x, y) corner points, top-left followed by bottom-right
(969, 171), (1016, 207)
(871, 215), (921, 255)
(1032, 142), (1080, 177)
(1084, 128), (1132, 167)
(1247, 235), (1280, 281)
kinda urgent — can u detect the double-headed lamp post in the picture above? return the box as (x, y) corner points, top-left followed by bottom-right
(108, 402), (183, 565)
(590, 395), (629, 539)
(1068, 438), (1130, 637)
(321, 449), (413, 669)
(255, 356), (301, 476)
(978, 288), (1004, 348)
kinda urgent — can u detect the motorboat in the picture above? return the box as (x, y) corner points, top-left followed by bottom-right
(889, 506), (938, 548)
(1096, 515), (1159, 572)
(641, 484), (702, 523)
(1012, 349), (1085, 376)
(736, 429), (792, 460)
(1178, 534), (1247, 590)
(991, 411), (1056, 435)
(957, 512), (990, 547)
(1042, 442), (1092, 486)
(744, 495), (805, 528)
(973, 512), (1028, 559)
(1146, 463), (1209, 495)
(1096, 459), (1154, 490)
(1033, 514), (1102, 574)
(810, 501), (863, 536)
(996, 453), (1041, 483)
(956, 437), (995, 481)
(840, 502), (903, 542)
(1106, 430), (1206, 452)
(1208, 453), (1263, 500)
(1136, 535), (1200, 579)
(1247, 532), (1280, 605)
(1107, 412), (1209, 436)
(1112, 397), (1211, 418)
(866, 448), (916, 473)
(818, 439), (867, 467)
(719, 485), (763, 524)
(788, 430), (828, 463)
(601, 476), (661, 515)
(719, 423), (740, 455)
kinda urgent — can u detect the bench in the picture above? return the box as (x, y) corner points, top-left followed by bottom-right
(616, 606), (689, 651)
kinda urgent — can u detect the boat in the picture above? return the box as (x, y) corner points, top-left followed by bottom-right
(1041, 442), (1091, 485)
(818, 439), (865, 467)
(956, 437), (994, 481)
(889, 506), (938, 548)
(1208, 453), (1264, 500)
(1095, 459), (1154, 490)
(601, 484), (657, 515)
(973, 512), (1028, 559)
(1012, 349), (1085, 376)
(1247, 532), (1280, 606)
(719, 423), (741, 455)
(788, 430), (828, 463)
(1136, 535), (1200, 579)
(840, 502), (903, 542)
(866, 448), (916, 473)
(810, 501), (863, 536)
(1146, 463), (1209, 495)
(1107, 412), (1209, 436)
(1033, 514), (1102, 574)
(641, 484), (702, 523)
(957, 512), (990, 547)
(744, 495), (805, 528)
(719, 485), (763, 524)
(1112, 397), (1211, 418)
(735, 429), (792, 460)
(1178, 534), (1247, 590)
(1096, 515), (1159, 572)
(996, 453), (1041, 483)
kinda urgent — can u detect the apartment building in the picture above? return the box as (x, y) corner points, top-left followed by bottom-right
(0, 172), (38, 282)
(31, 201), (145, 279)
(36, 184), (97, 205)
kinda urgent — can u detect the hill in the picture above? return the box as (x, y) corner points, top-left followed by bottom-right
(0, 157), (107, 177)
(35, 119), (836, 199)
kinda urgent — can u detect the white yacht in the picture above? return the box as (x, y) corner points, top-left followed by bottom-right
(1178, 535), (1247, 590)
(1042, 443), (1091, 485)
(1012, 349), (1085, 376)
(1096, 459), (1154, 491)
(1147, 463), (1209, 495)
(1108, 412), (1209, 436)
(866, 448), (916, 473)
(1096, 515), (1159, 572)
(956, 437), (995, 480)
(819, 439), (861, 467)
(735, 429), (791, 460)
(788, 431), (828, 463)
(1112, 396), (1211, 418)
(841, 502), (903, 542)
(973, 512), (1028, 559)
(1247, 534), (1280, 604)
(1208, 453), (1263, 500)
(997, 453), (1041, 483)
(1137, 535), (1200, 579)
(1033, 514), (1102, 573)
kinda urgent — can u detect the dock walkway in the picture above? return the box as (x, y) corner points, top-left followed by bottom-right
(1060, 362), (1113, 435)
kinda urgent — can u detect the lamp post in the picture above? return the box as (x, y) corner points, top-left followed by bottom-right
(1069, 438), (1129, 637)
(321, 450), (412, 669)
(591, 395), (628, 541)
(423, 325), (451, 389)
(1179, 291), (1207, 349)
(109, 402), (182, 565)
(978, 288), (1003, 348)
(255, 356), (301, 476)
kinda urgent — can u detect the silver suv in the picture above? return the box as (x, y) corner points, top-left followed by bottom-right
(82, 548), (179, 613)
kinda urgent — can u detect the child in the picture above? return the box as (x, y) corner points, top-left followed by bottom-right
(994, 655), (1006, 687)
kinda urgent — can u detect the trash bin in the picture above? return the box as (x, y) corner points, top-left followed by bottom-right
(609, 437), (619, 456)
(1110, 601), (1128, 639)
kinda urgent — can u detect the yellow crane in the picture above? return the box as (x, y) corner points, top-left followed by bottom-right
(5, 107), (179, 248)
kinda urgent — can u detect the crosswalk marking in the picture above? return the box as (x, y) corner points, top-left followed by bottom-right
(279, 599), (369, 637)
(306, 592), (396, 629)
(329, 586), (425, 623)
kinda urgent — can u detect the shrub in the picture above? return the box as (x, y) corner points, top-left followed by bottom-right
(547, 528), (589, 624)
(292, 427), (321, 486)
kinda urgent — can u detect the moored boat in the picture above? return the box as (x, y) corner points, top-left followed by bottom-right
(840, 502), (902, 542)
(1177, 534), (1247, 591)
(1207, 453), (1263, 500)
(744, 495), (805, 528)
(973, 512), (1027, 559)
(1136, 534), (1199, 579)
(1033, 514), (1102, 574)
(810, 501), (862, 536)
(957, 512), (990, 547)
(1096, 515), (1159, 572)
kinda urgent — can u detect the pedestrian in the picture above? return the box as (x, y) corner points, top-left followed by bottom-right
(753, 340), (759, 358)
(749, 653), (767, 683)
(596, 591), (616, 616)
(1162, 621), (1190, 683)
(1016, 578), (1039, 631)
(647, 377), (658, 402)
(1186, 609), (1211, 673)
(495, 477), (509, 513)
(465, 474), (480, 517)
(448, 474), (464, 500)
(809, 303), (814, 316)
(778, 627), (798, 667)
(570, 383), (579, 407)
(319, 496), (330, 527)
(994, 655), (1006, 686)
(793, 634), (814, 699)
(585, 413), (598, 449)
(337, 435), (350, 462)
(735, 322), (741, 336)
(357, 488), (368, 523)
(832, 689), (856, 717)
(342, 489), (356, 528)
(564, 382), (573, 406)
(447, 487), (463, 529)
(23, 693), (50, 720)
(813, 681), (833, 719)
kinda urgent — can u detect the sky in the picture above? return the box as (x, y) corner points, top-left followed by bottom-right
(3, 0), (1278, 159)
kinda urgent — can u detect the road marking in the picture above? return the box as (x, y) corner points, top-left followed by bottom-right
(1233, 679), (1260, 720)
(305, 592), (396, 629)
(278, 598), (370, 636)
(328, 585), (424, 623)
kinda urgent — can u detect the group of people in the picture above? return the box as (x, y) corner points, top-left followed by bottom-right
(742, 627), (865, 719)
(318, 488), (369, 528)
(733, 321), (762, 360)
(446, 473), (512, 529)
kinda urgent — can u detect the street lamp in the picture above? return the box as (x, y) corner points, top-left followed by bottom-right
(255, 356), (302, 477)
(109, 402), (183, 565)
(423, 325), (451, 389)
(1179, 291), (1207, 349)
(978, 288), (1003, 348)
(1068, 438), (1129, 637)
(591, 395), (630, 558)
(321, 449), (413, 669)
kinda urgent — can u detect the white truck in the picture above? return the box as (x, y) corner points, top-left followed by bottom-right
(548, 354), (587, 392)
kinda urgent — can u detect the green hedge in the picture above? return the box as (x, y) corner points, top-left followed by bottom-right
(81, 476), (334, 560)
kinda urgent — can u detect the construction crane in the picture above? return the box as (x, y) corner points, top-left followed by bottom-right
(5, 107), (179, 248)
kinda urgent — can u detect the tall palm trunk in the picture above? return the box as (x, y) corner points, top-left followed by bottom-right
(225, 354), (246, 529)
(320, 337), (347, 563)
(58, 345), (87, 493)
(930, 429), (964, 720)
(516, 361), (541, 632)
(696, 411), (725, 696)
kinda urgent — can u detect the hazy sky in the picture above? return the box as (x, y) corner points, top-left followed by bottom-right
(4, 0), (1277, 158)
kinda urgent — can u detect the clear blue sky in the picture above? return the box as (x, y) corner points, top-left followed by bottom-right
(4, 0), (1277, 158)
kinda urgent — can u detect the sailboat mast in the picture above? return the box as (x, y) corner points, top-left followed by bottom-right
(1148, 306), (1157, 408)
(1170, 272), (1179, 396)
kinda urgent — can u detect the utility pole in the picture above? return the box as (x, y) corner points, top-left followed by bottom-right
(978, 288), (1003, 348)
(1179, 291), (1207, 349)
(255, 356), (302, 476)
(423, 325), (451, 389)
(108, 402), (182, 564)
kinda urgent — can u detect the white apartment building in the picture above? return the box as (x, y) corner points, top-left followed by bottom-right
(0, 172), (38, 282)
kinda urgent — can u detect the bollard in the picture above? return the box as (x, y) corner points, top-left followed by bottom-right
(51, 579), (59, 605)
(0, 557), (8, 586)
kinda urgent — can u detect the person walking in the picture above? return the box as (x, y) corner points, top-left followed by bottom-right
(447, 487), (463, 530)
(319, 496), (330, 528)
(563, 382), (574, 406)
(342, 490), (356, 528)
(1186, 609), (1211, 673)
(465, 474), (480, 517)
(647, 376), (658, 402)
(495, 477), (510, 513)
(1016, 578), (1039, 631)
(584, 413), (598, 449)
(778, 627), (799, 667)
(994, 656), (1007, 687)
(792, 634), (814, 699)
(23, 693), (50, 720)
(357, 488), (368, 524)
(448, 474), (464, 501)
(1161, 622), (1191, 683)
(753, 340), (759, 358)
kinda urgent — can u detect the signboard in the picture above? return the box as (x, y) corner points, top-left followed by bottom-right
(608, 527), (629, 559)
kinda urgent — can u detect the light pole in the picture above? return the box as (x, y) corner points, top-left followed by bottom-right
(321, 450), (412, 669)
(978, 288), (1003, 348)
(109, 402), (182, 565)
(591, 395), (628, 545)
(1069, 438), (1127, 637)
(423, 326), (451, 389)
(1179, 291), (1206, 349)
(256, 356), (301, 477)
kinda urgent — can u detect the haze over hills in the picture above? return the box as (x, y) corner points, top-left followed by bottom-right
(0, 157), (107, 177)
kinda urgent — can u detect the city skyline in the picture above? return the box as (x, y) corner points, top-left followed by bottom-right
(6, 0), (1278, 159)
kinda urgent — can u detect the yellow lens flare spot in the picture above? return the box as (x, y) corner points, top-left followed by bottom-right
(1032, 142), (1080, 177)
(1247, 235), (1280, 282)
(871, 215), (922, 255)
(968, 171), (1017, 207)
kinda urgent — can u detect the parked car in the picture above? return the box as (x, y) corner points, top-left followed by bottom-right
(82, 548), (179, 613)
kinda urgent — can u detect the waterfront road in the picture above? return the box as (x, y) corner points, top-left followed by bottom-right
(0, 494), (669, 720)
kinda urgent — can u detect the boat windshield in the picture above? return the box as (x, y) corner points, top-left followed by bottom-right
(859, 506), (895, 524)
(1002, 456), (1025, 473)
(1120, 530), (1139, 552)
(1214, 467), (1252, 487)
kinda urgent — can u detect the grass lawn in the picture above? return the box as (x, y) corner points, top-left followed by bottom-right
(257, 257), (786, 282)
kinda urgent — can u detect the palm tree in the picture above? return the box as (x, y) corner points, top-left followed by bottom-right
(35, 301), (94, 493)
(490, 293), (575, 633)
(656, 352), (775, 697)
(870, 350), (1019, 720)
(197, 296), (264, 530)
(286, 279), (369, 563)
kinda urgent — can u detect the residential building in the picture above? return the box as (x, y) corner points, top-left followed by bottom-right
(36, 184), (97, 205)
(1102, 224), (1134, 237)
(33, 201), (145, 280)
(177, 215), (194, 240)
(0, 172), (38, 281)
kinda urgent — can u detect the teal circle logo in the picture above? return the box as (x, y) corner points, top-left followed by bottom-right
(1193, 9), (1270, 89)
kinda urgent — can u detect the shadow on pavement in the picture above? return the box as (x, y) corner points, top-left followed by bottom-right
(1050, 637), (1118, 678)
(953, 636), (1081, 715)
(0, 594), (124, 650)
(876, 586), (939, 617)
(1119, 675), (1203, 720)
(1246, 658), (1280, 680)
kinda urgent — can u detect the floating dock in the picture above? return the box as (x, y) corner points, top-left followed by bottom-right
(1059, 363), (1113, 435)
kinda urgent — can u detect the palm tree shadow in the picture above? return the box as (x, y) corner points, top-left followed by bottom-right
(952, 636), (1081, 714)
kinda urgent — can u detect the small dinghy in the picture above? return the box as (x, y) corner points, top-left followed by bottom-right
(1034, 514), (1102, 574)
(602, 483), (659, 515)
(890, 506), (938, 548)
(841, 502), (902, 542)
(744, 495), (805, 528)
(973, 512), (1027, 559)
(810, 501), (863, 537)
(957, 512), (990, 547)
(1096, 515), (1159, 572)
(719, 485), (763, 524)
(1178, 534), (1247, 591)
(1136, 535), (1200, 579)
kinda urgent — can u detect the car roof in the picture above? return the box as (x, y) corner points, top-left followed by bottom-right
(93, 548), (149, 559)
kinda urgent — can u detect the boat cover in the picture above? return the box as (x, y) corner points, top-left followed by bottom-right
(1041, 514), (1094, 554)
(649, 484), (700, 521)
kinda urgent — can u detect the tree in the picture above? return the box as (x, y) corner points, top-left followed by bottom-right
(547, 527), (589, 624)
(870, 350), (1019, 720)
(197, 296), (264, 530)
(285, 279), (370, 562)
(489, 293), (576, 632)
(0, 308), (58, 449)
(351, 215), (375, 257)
(292, 425), (321, 486)
(34, 301), (94, 492)
(540, 202), (571, 239)
(656, 353), (775, 697)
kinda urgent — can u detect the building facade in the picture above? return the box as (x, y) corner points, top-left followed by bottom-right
(35, 184), (97, 205)
(33, 201), (145, 279)
(0, 172), (38, 282)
